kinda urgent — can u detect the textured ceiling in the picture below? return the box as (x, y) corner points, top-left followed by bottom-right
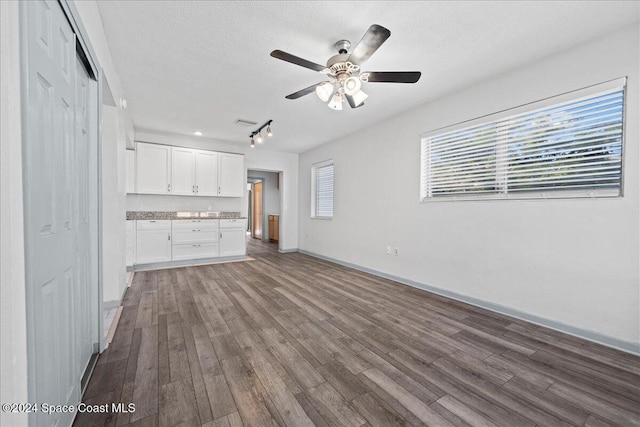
(97, 1), (639, 153)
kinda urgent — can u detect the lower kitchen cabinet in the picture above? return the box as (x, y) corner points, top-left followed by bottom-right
(132, 218), (246, 267)
(172, 242), (219, 261)
(220, 219), (246, 257)
(136, 220), (172, 264)
(171, 219), (219, 261)
(126, 220), (136, 267)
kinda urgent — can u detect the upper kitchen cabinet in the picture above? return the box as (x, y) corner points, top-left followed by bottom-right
(171, 147), (196, 195)
(195, 150), (218, 196)
(126, 149), (135, 194)
(171, 147), (218, 196)
(133, 142), (243, 197)
(136, 142), (171, 194)
(218, 153), (244, 197)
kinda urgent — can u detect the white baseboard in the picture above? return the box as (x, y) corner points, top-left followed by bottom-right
(297, 249), (640, 355)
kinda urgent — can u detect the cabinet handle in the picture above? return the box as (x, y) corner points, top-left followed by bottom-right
(193, 185), (195, 193)
(149, 220), (156, 223)
(168, 234), (171, 240)
(192, 229), (200, 232)
(218, 186), (221, 194)
(168, 183), (171, 192)
(196, 185), (199, 194)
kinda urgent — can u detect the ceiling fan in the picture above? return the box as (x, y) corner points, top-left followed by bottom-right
(271, 24), (421, 110)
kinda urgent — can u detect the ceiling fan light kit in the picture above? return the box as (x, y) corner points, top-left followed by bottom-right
(271, 24), (421, 111)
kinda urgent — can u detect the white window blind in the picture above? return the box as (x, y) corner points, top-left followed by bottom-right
(421, 80), (625, 201)
(311, 160), (334, 218)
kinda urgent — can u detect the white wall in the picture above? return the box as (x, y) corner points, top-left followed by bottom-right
(299, 24), (640, 350)
(248, 170), (281, 240)
(134, 131), (299, 251)
(0, 2), (28, 425)
(102, 106), (128, 304)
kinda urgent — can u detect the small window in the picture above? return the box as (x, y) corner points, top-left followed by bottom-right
(311, 160), (334, 219)
(420, 79), (625, 201)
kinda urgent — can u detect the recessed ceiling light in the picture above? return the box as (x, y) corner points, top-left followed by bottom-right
(194, 131), (203, 136)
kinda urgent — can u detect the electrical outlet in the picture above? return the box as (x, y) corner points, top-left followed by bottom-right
(394, 247), (399, 256)
(386, 246), (392, 255)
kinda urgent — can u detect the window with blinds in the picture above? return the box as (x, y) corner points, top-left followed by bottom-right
(420, 80), (625, 201)
(311, 160), (334, 218)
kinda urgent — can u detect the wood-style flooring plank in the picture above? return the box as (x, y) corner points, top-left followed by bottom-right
(78, 239), (640, 427)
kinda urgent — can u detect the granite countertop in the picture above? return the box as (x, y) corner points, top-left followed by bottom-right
(126, 211), (245, 220)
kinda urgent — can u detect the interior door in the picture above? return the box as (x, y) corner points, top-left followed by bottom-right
(75, 50), (94, 379)
(253, 182), (263, 239)
(22, 1), (96, 425)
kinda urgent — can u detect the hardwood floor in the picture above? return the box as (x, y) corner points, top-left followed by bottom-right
(75, 238), (640, 426)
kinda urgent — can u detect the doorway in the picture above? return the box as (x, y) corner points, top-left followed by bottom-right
(247, 170), (282, 248)
(253, 181), (263, 239)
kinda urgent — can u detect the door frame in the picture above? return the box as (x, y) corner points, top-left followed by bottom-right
(248, 177), (265, 240)
(19, 0), (104, 414)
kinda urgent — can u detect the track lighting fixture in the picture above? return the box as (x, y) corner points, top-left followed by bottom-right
(249, 120), (273, 147)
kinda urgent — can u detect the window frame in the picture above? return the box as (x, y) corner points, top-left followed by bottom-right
(311, 159), (334, 220)
(420, 77), (626, 202)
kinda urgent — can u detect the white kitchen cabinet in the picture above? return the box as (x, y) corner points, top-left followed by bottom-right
(195, 150), (218, 196)
(136, 142), (171, 194)
(219, 219), (246, 257)
(136, 220), (172, 264)
(218, 153), (244, 197)
(126, 150), (135, 194)
(171, 219), (219, 260)
(126, 220), (136, 267)
(171, 147), (196, 195)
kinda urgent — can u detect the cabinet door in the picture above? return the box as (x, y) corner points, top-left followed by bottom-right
(218, 153), (244, 197)
(195, 150), (218, 196)
(126, 150), (135, 194)
(136, 142), (171, 194)
(171, 147), (196, 195)
(219, 229), (246, 257)
(136, 229), (172, 264)
(126, 220), (136, 266)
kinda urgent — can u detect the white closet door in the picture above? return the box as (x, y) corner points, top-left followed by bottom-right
(75, 50), (94, 380)
(23, 1), (93, 425)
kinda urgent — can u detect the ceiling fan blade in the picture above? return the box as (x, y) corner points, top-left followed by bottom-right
(345, 95), (364, 109)
(348, 24), (391, 64)
(285, 82), (327, 100)
(271, 50), (327, 72)
(363, 71), (421, 83)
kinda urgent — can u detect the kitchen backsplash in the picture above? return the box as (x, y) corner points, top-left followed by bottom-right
(126, 194), (243, 212)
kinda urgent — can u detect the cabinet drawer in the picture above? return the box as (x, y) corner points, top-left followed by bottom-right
(172, 219), (219, 230)
(220, 218), (245, 229)
(172, 229), (219, 244)
(136, 220), (171, 230)
(172, 243), (219, 261)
